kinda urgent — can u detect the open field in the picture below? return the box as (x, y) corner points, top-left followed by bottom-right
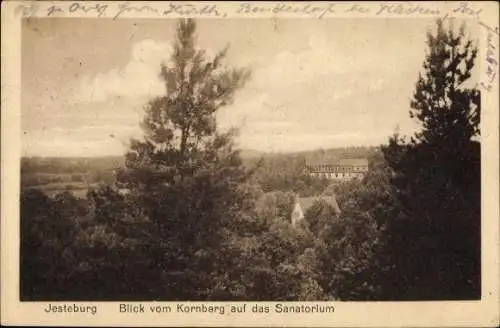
(23, 182), (101, 199)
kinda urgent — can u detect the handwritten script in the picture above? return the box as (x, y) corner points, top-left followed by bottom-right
(41, 2), (228, 19)
(481, 31), (499, 92)
(236, 3), (335, 19)
(446, 2), (499, 92)
(13, 1), (499, 92)
(13, 1), (459, 20)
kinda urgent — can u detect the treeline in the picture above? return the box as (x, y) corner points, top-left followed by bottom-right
(22, 146), (371, 189)
(21, 147), (368, 198)
(21, 18), (480, 301)
(21, 156), (125, 174)
(247, 146), (373, 196)
(21, 172), (115, 188)
(21, 156), (123, 187)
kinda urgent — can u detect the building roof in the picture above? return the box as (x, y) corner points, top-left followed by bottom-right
(304, 158), (369, 173)
(304, 164), (367, 173)
(336, 158), (369, 166)
(306, 157), (369, 166)
(297, 195), (341, 216)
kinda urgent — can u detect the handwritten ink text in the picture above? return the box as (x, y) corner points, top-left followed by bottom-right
(376, 3), (440, 16)
(481, 31), (498, 92)
(163, 3), (225, 18)
(452, 2), (483, 17)
(114, 2), (159, 19)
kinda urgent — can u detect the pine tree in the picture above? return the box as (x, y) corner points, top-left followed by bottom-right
(117, 18), (251, 300)
(409, 18), (480, 146)
(381, 19), (481, 300)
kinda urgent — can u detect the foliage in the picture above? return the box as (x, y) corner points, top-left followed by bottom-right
(380, 19), (481, 300)
(110, 18), (253, 300)
(255, 190), (296, 223)
(299, 151), (396, 300)
(20, 189), (82, 299)
(250, 148), (374, 196)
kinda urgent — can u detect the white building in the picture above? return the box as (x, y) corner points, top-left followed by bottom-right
(304, 158), (369, 181)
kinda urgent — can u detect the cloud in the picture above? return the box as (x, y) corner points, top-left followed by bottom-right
(75, 40), (171, 103)
(216, 31), (427, 153)
(219, 34), (394, 146)
(238, 131), (386, 153)
(23, 122), (143, 157)
(23, 137), (127, 158)
(60, 32), (419, 155)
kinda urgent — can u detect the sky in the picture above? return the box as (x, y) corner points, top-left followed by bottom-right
(21, 17), (478, 157)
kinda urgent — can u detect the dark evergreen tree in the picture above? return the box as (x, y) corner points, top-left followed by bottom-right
(116, 18), (251, 300)
(381, 19), (481, 300)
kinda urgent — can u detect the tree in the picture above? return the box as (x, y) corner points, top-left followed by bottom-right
(20, 189), (54, 300)
(121, 19), (249, 182)
(116, 18), (251, 300)
(66, 185), (157, 300)
(409, 19), (480, 145)
(304, 152), (395, 300)
(20, 189), (85, 300)
(255, 190), (295, 223)
(381, 19), (481, 300)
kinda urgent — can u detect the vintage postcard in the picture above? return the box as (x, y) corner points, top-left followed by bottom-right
(1, 1), (499, 327)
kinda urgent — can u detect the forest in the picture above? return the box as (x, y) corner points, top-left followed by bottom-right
(21, 18), (481, 301)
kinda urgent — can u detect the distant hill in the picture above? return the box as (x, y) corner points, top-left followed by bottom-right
(21, 146), (378, 175)
(21, 156), (125, 174)
(290, 146), (377, 165)
(238, 146), (377, 164)
(238, 149), (268, 159)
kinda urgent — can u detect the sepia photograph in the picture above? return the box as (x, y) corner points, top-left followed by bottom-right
(2, 1), (499, 327)
(19, 15), (483, 302)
